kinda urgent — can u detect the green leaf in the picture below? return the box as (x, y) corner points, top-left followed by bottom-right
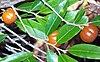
(20, 13), (32, 18)
(44, 15), (50, 21)
(39, 0), (63, 14)
(65, 9), (86, 24)
(91, 15), (100, 26)
(67, 0), (78, 6)
(17, 0), (43, 11)
(47, 50), (58, 62)
(36, 16), (46, 27)
(76, 16), (88, 24)
(58, 54), (78, 62)
(74, 8), (85, 23)
(16, 19), (45, 32)
(68, 44), (100, 60)
(56, 8), (88, 44)
(57, 24), (80, 44)
(0, 52), (33, 62)
(45, 0), (68, 35)
(0, 34), (7, 43)
(64, 10), (79, 23)
(15, 19), (47, 39)
(23, 56), (37, 62)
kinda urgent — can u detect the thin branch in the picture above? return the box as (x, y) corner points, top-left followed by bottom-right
(7, 36), (28, 52)
(41, 0), (88, 29)
(33, 55), (44, 62)
(2, 53), (9, 56)
(11, 6), (47, 41)
(11, 6), (46, 54)
(0, 24), (46, 55)
(6, 44), (22, 52)
(5, 47), (17, 53)
(6, 35), (44, 62)
(6, 44), (44, 62)
(36, 55), (46, 58)
(43, 40), (67, 53)
(15, 7), (44, 18)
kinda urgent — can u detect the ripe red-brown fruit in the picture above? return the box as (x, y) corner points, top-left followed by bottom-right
(80, 24), (98, 43)
(48, 30), (61, 47)
(2, 8), (17, 24)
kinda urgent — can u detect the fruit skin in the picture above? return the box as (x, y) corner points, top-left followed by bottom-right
(80, 24), (98, 43)
(48, 30), (61, 47)
(2, 8), (17, 24)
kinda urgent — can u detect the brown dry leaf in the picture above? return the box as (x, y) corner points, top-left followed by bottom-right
(87, 0), (100, 6)
(0, 0), (25, 8)
(34, 39), (44, 47)
(67, 0), (84, 10)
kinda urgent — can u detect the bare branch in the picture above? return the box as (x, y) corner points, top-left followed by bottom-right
(0, 0), (25, 8)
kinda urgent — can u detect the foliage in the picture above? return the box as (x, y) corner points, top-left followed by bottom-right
(58, 54), (78, 62)
(91, 15), (100, 26)
(1, 0), (100, 62)
(0, 52), (36, 62)
(68, 44), (100, 59)
(0, 34), (7, 43)
(46, 50), (58, 62)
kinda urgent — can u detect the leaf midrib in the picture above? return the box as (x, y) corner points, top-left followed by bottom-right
(57, 26), (75, 43)
(46, 15), (58, 35)
(91, 20), (100, 23)
(59, 55), (66, 62)
(31, 1), (42, 11)
(69, 50), (100, 55)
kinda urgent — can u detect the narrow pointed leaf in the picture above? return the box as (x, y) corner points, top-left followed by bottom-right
(68, 44), (100, 60)
(15, 19), (47, 39)
(64, 10), (87, 24)
(23, 56), (37, 62)
(17, 0), (43, 11)
(46, 0), (68, 35)
(91, 15), (100, 26)
(36, 16), (46, 27)
(20, 13), (32, 18)
(64, 10), (79, 23)
(67, 0), (78, 6)
(40, 0), (63, 14)
(77, 16), (88, 24)
(0, 34), (7, 43)
(0, 52), (33, 62)
(57, 24), (80, 44)
(58, 54), (78, 62)
(47, 50), (58, 62)
(74, 8), (85, 23)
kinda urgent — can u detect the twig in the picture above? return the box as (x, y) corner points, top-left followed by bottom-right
(36, 55), (46, 58)
(2, 53), (9, 56)
(33, 55), (44, 62)
(6, 44), (22, 52)
(11, 6), (46, 41)
(12, 5), (46, 54)
(43, 40), (67, 53)
(41, 0), (88, 29)
(7, 36), (28, 52)
(0, 23), (46, 55)
(6, 44), (44, 62)
(6, 35), (44, 62)
(5, 47), (17, 53)
(15, 7), (44, 18)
